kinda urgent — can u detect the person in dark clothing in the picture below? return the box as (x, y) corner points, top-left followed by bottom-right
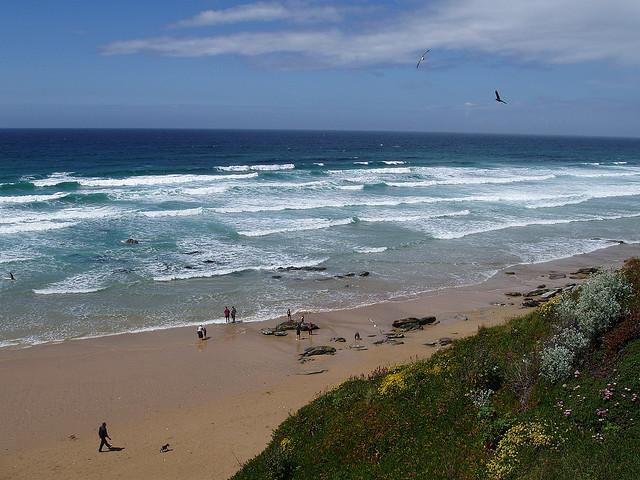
(231, 306), (237, 323)
(98, 422), (112, 452)
(296, 322), (301, 341)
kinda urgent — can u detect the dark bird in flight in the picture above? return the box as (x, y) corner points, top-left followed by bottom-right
(416, 49), (431, 68)
(495, 90), (507, 104)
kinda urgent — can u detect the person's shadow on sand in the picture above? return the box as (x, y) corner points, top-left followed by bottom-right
(104, 447), (125, 452)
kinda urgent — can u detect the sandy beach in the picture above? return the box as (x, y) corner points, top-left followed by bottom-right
(1, 242), (638, 480)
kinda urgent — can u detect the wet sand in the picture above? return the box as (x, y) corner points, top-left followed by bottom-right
(1, 243), (638, 480)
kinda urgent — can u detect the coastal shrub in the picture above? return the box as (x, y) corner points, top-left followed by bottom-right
(506, 354), (539, 410)
(266, 446), (295, 480)
(468, 388), (494, 409)
(485, 421), (560, 480)
(540, 270), (631, 382)
(603, 258), (640, 355)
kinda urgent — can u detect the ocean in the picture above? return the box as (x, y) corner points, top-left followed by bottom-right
(1, 129), (639, 347)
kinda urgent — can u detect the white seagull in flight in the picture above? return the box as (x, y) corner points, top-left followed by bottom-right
(416, 49), (431, 68)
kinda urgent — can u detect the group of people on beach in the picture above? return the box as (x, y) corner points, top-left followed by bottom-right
(224, 306), (237, 323)
(291, 309), (315, 341)
(196, 306), (238, 341)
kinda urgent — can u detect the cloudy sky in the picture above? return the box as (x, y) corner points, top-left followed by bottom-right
(1, 0), (639, 136)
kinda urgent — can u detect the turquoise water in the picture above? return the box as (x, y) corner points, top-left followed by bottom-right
(1, 130), (639, 347)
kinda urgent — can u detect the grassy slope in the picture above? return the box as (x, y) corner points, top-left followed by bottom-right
(232, 262), (640, 480)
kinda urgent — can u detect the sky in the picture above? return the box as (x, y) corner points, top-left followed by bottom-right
(1, 0), (639, 136)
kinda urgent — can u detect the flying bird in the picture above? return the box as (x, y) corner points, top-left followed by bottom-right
(416, 49), (431, 68)
(495, 90), (507, 104)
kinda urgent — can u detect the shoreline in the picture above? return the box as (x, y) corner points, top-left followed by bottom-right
(1, 240), (632, 351)
(1, 242), (638, 480)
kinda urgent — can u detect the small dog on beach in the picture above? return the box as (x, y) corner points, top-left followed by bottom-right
(160, 443), (170, 453)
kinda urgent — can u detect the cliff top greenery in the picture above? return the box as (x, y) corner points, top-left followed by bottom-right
(232, 258), (640, 480)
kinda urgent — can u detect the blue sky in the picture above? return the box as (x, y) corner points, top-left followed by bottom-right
(1, 0), (639, 136)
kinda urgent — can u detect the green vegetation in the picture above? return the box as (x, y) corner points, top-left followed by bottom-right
(232, 259), (640, 480)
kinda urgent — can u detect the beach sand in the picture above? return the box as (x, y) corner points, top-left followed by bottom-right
(1, 243), (638, 480)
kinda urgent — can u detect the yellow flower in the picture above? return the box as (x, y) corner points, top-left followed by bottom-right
(538, 295), (563, 319)
(486, 422), (559, 479)
(279, 437), (292, 452)
(378, 372), (408, 396)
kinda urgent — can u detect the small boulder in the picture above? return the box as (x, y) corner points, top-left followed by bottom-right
(330, 337), (346, 343)
(275, 320), (298, 331)
(537, 284), (546, 289)
(274, 331), (288, 337)
(540, 288), (562, 300)
(297, 369), (327, 375)
(522, 298), (540, 308)
(300, 346), (336, 357)
(505, 292), (522, 297)
(358, 271), (370, 277)
(271, 275), (282, 279)
(392, 316), (437, 331)
(125, 238), (139, 245)
(525, 288), (550, 297)
(438, 337), (453, 346)
(424, 340), (438, 346)
(504, 271), (516, 275)
(573, 267), (599, 275)
(383, 332), (405, 339)
(548, 272), (566, 280)
(260, 328), (275, 335)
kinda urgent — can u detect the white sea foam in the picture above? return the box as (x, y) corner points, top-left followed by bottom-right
(212, 196), (441, 214)
(153, 257), (328, 282)
(0, 221), (79, 235)
(33, 285), (106, 295)
(430, 212), (640, 240)
(141, 207), (203, 218)
(0, 254), (33, 264)
(359, 210), (470, 224)
(354, 246), (388, 254)
(0, 207), (123, 225)
(238, 218), (354, 237)
(217, 164), (295, 172)
(33, 173), (258, 188)
(182, 185), (229, 195)
(30, 172), (75, 187)
(0, 192), (67, 204)
(354, 161), (369, 165)
(338, 185), (364, 191)
(382, 161), (406, 165)
(313, 162), (325, 166)
(387, 174), (557, 188)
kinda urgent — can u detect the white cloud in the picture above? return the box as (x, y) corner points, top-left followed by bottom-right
(171, 2), (342, 28)
(104, 0), (640, 66)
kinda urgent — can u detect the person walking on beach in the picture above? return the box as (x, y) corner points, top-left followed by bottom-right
(197, 325), (204, 340)
(98, 422), (112, 452)
(231, 306), (237, 323)
(287, 308), (292, 322)
(296, 321), (301, 341)
(224, 306), (230, 323)
(355, 331), (361, 342)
